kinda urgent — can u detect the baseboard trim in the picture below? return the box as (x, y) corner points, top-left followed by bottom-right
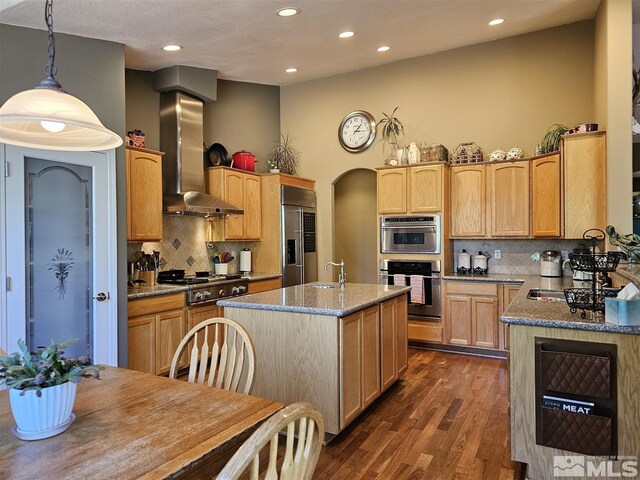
(409, 341), (508, 359)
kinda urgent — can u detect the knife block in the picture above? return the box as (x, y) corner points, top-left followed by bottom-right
(138, 270), (156, 286)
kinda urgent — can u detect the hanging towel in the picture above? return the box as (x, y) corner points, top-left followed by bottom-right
(393, 274), (406, 286)
(410, 275), (425, 304)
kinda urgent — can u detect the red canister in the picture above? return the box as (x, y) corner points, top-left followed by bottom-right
(231, 150), (257, 172)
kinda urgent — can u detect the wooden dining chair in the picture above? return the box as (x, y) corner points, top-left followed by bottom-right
(217, 402), (325, 480)
(169, 317), (255, 394)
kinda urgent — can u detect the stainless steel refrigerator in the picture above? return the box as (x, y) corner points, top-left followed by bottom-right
(281, 185), (317, 287)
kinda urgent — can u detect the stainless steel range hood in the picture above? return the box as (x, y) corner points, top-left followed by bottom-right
(159, 90), (242, 217)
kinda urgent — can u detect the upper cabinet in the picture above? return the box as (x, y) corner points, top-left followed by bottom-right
(531, 153), (562, 237)
(126, 146), (164, 242)
(450, 165), (486, 237)
(563, 131), (607, 239)
(206, 167), (262, 241)
(489, 161), (530, 237)
(377, 164), (444, 214)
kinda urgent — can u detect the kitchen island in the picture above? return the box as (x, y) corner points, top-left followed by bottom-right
(218, 282), (410, 438)
(501, 276), (640, 479)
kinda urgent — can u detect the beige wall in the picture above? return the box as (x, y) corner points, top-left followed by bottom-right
(125, 74), (280, 169)
(281, 22), (596, 281)
(203, 80), (280, 173)
(333, 169), (378, 283)
(595, 0), (633, 235)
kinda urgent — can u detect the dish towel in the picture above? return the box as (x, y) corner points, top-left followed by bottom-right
(410, 275), (425, 304)
(393, 274), (406, 287)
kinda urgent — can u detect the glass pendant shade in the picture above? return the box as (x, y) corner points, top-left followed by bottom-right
(0, 87), (123, 151)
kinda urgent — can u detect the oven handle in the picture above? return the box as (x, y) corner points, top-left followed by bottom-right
(388, 274), (440, 279)
(381, 225), (437, 230)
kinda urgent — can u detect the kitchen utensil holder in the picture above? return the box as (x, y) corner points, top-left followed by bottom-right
(138, 270), (156, 286)
(564, 229), (621, 318)
(214, 263), (229, 275)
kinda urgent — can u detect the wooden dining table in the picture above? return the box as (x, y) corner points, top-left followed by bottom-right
(0, 367), (283, 479)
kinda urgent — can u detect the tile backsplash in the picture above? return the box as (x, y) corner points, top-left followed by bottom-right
(452, 239), (584, 276)
(127, 216), (248, 275)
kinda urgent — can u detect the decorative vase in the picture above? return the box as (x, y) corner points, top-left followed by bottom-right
(9, 381), (77, 440)
(269, 168), (280, 173)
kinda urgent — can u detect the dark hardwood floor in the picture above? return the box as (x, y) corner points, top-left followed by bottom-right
(314, 348), (526, 480)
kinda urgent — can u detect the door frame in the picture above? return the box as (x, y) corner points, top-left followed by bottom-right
(0, 145), (118, 365)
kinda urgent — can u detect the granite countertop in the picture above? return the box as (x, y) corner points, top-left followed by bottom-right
(218, 282), (410, 317)
(500, 276), (640, 335)
(442, 273), (532, 283)
(614, 262), (640, 286)
(127, 273), (282, 300)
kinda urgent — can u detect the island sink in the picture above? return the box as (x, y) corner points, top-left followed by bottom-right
(526, 288), (566, 302)
(308, 283), (339, 289)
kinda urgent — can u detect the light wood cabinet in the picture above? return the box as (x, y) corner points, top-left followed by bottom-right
(361, 307), (381, 408)
(206, 167), (262, 241)
(444, 281), (499, 349)
(489, 161), (530, 237)
(128, 293), (186, 376)
(247, 278), (282, 294)
(531, 154), (562, 237)
(499, 283), (521, 351)
(450, 165), (486, 237)
(126, 146), (164, 242)
(380, 298), (398, 390)
(377, 164), (444, 214)
(340, 312), (362, 428)
(395, 296), (408, 376)
(563, 131), (607, 239)
(377, 168), (407, 214)
(187, 303), (223, 353)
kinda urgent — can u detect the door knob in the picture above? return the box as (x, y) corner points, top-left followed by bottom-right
(93, 292), (108, 302)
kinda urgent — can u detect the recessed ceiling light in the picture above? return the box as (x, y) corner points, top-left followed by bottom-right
(286, 67), (298, 73)
(488, 18), (504, 26)
(277, 7), (300, 17)
(377, 45), (390, 52)
(162, 45), (182, 51)
(339, 31), (354, 39)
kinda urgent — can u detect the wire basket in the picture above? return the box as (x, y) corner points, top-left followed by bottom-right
(564, 288), (617, 318)
(451, 142), (483, 164)
(568, 252), (621, 273)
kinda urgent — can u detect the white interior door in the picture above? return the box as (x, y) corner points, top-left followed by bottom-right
(0, 145), (117, 365)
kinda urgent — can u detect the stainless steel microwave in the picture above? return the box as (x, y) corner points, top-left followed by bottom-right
(380, 215), (440, 254)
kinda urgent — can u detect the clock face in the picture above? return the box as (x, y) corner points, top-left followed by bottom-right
(338, 111), (376, 153)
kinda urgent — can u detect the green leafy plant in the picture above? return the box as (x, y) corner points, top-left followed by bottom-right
(540, 123), (568, 154)
(268, 133), (300, 175)
(633, 62), (640, 112)
(607, 225), (640, 263)
(0, 339), (103, 396)
(378, 107), (404, 144)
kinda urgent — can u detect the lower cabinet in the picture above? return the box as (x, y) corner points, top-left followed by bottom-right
(247, 278), (282, 294)
(444, 281), (499, 350)
(128, 293), (186, 375)
(339, 295), (407, 430)
(499, 283), (521, 351)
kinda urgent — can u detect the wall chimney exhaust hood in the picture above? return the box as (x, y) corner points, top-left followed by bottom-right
(156, 67), (242, 217)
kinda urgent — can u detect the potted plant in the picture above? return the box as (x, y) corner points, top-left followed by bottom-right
(539, 123), (568, 154)
(268, 133), (300, 175)
(0, 339), (103, 440)
(378, 107), (404, 163)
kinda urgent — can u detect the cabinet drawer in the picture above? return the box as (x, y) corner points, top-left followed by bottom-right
(128, 293), (186, 318)
(408, 321), (443, 343)
(248, 278), (281, 294)
(539, 407), (613, 456)
(446, 281), (497, 297)
(539, 349), (611, 399)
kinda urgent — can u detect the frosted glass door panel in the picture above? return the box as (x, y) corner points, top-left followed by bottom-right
(26, 158), (93, 358)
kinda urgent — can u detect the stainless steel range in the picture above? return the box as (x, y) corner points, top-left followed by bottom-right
(187, 280), (249, 306)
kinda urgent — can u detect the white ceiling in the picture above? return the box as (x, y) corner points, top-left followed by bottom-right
(0, 0), (600, 86)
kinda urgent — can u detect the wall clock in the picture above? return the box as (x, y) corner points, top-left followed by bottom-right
(338, 110), (376, 153)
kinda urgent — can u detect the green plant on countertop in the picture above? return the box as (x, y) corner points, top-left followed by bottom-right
(268, 133), (300, 175)
(0, 339), (103, 396)
(540, 123), (569, 154)
(607, 225), (640, 263)
(378, 107), (404, 155)
(633, 60), (640, 114)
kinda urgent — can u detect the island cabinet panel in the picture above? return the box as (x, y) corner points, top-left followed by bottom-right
(531, 154), (562, 237)
(377, 168), (407, 214)
(340, 312), (364, 428)
(380, 299), (398, 391)
(361, 307), (381, 408)
(489, 161), (530, 237)
(563, 132), (607, 239)
(126, 146), (164, 242)
(395, 295), (408, 376)
(128, 293), (186, 376)
(499, 283), (521, 350)
(450, 165), (486, 237)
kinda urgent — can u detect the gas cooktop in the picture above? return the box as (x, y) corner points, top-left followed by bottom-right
(158, 273), (243, 285)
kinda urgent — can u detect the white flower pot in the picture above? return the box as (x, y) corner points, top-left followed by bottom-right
(9, 381), (77, 440)
(269, 168), (280, 173)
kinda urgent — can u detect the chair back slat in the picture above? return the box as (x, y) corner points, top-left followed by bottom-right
(217, 403), (324, 480)
(169, 317), (255, 395)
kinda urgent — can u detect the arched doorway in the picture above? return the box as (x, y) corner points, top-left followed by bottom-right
(333, 169), (377, 284)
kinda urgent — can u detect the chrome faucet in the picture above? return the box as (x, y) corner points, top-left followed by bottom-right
(324, 259), (346, 288)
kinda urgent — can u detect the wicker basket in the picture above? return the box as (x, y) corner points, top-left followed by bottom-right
(451, 142), (483, 164)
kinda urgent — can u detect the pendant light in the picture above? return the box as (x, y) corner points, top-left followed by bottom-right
(0, 0), (122, 151)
